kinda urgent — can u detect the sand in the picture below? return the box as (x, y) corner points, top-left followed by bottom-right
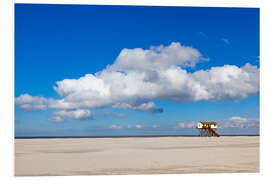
(15, 136), (259, 176)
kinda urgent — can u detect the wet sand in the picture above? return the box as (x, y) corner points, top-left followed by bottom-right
(15, 136), (259, 176)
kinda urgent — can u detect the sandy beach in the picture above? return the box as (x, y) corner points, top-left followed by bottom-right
(15, 136), (259, 176)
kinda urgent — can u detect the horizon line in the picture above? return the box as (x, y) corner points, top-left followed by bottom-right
(15, 134), (260, 139)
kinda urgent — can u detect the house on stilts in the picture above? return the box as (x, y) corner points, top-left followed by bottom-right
(197, 122), (220, 137)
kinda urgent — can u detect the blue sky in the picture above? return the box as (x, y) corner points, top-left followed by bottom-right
(15, 4), (259, 137)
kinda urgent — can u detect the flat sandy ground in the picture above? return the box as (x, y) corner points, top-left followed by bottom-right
(15, 136), (259, 176)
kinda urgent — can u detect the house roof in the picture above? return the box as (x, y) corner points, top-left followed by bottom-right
(199, 122), (217, 125)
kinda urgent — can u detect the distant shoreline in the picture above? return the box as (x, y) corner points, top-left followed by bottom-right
(15, 134), (260, 139)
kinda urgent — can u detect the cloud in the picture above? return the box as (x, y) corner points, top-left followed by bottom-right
(135, 125), (142, 129)
(15, 42), (260, 121)
(109, 124), (159, 130)
(15, 94), (49, 111)
(52, 109), (92, 120)
(107, 42), (207, 71)
(102, 111), (126, 118)
(229, 116), (248, 121)
(112, 102), (163, 114)
(176, 121), (197, 129)
(108, 125), (122, 129)
(47, 116), (64, 122)
(221, 38), (230, 44)
(219, 116), (259, 129)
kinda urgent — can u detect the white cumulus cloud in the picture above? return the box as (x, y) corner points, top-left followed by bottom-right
(15, 94), (49, 111)
(52, 109), (92, 120)
(220, 116), (259, 129)
(15, 42), (260, 121)
(107, 42), (206, 72)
